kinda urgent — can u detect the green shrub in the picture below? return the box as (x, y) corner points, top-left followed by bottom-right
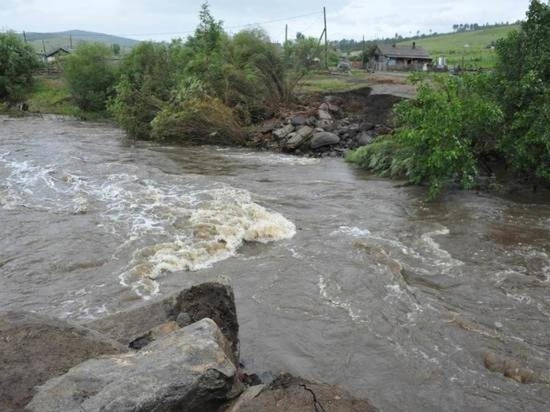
(150, 80), (244, 144)
(494, 0), (550, 183)
(63, 43), (117, 112)
(346, 137), (414, 178)
(0, 32), (40, 101)
(109, 42), (177, 139)
(348, 73), (502, 197)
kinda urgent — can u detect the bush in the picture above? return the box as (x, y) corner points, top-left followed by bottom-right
(346, 137), (414, 178)
(494, 0), (550, 183)
(151, 81), (244, 144)
(63, 43), (117, 112)
(0, 32), (40, 101)
(348, 74), (503, 197)
(109, 42), (177, 139)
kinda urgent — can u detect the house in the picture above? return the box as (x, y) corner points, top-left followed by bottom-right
(42, 48), (71, 63)
(373, 42), (432, 71)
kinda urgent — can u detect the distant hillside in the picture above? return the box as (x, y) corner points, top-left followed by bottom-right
(24, 30), (139, 54)
(398, 25), (520, 69)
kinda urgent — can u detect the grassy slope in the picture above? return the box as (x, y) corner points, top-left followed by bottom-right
(26, 76), (80, 116)
(398, 25), (520, 69)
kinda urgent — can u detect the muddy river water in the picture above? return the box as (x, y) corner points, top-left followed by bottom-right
(1, 116), (549, 411)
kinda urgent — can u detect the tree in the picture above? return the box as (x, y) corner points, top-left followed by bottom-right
(111, 43), (121, 56)
(0, 32), (40, 101)
(63, 42), (117, 111)
(109, 41), (176, 139)
(494, 0), (550, 183)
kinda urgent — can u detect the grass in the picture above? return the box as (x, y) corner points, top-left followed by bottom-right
(26, 76), (81, 116)
(297, 70), (372, 94)
(399, 25), (520, 69)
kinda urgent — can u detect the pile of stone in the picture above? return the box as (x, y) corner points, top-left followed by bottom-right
(256, 96), (395, 158)
(1, 281), (377, 412)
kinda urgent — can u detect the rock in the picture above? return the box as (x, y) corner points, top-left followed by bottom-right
(355, 131), (374, 146)
(285, 126), (313, 150)
(227, 384), (266, 412)
(234, 374), (377, 412)
(484, 352), (537, 384)
(0, 311), (126, 412)
(361, 122), (375, 131)
(290, 115), (308, 127)
(315, 119), (333, 129)
(374, 125), (393, 136)
(327, 102), (340, 113)
(128, 321), (179, 350)
(310, 132), (340, 150)
(258, 119), (279, 134)
(317, 109), (332, 121)
(272, 124), (294, 139)
(87, 282), (239, 363)
(27, 319), (242, 412)
(176, 311), (193, 327)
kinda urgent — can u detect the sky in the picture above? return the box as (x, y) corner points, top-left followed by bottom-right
(0, 0), (533, 42)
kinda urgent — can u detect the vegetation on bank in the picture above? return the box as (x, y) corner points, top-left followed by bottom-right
(347, 0), (550, 197)
(0, 33), (40, 102)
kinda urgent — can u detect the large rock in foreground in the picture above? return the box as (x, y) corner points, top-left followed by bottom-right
(0, 311), (126, 412)
(229, 374), (377, 412)
(27, 318), (241, 412)
(87, 282), (239, 362)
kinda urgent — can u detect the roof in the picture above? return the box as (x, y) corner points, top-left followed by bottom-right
(44, 48), (71, 58)
(377, 44), (431, 60)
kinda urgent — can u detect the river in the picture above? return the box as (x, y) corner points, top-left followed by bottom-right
(1, 116), (549, 411)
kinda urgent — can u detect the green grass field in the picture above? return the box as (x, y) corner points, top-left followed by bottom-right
(398, 25), (520, 69)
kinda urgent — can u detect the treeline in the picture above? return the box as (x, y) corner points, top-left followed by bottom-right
(1, 4), (322, 143)
(452, 21), (520, 33)
(347, 0), (549, 196)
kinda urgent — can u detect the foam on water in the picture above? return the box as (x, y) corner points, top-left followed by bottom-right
(0, 152), (296, 298)
(217, 150), (320, 166)
(120, 187), (296, 298)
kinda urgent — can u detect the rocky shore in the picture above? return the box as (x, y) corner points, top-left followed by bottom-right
(1, 281), (377, 411)
(249, 87), (402, 158)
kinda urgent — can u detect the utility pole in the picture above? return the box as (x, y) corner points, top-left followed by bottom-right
(23, 31), (27, 43)
(323, 7), (328, 70)
(42, 39), (46, 55)
(285, 24), (288, 44)
(362, 35), (366, 69)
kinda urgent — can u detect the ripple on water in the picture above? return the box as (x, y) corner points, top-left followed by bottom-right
(0, 152), (296, 299)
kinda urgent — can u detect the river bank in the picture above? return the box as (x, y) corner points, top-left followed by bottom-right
(1, 282), (377, 411)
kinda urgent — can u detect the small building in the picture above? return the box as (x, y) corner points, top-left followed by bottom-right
(42, 48), (71, 63)
(373, 42), (432, 71)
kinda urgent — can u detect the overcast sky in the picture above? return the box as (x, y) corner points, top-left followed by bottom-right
(0, 0), (532, 41)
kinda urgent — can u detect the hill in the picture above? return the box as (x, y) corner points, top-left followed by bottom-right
(24, 30), (139, 54)
(398, 25), (520, 69)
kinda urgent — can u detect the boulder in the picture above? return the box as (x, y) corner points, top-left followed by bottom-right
(272, 124), (294, 139)
(257, 119), (279, 134)
(317, 108), (332, 121)
(87, 282), (239, 363)
(231, 374), (377, 412)
(310, 132), (340, 150)
(0, 311), (126, 412)
(290, 115), (308, 127)
(27, 319), (241, 412)
(285, 126), (313, 150)
(315, 119), (333, 129)
(355, 131), (374, 146)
